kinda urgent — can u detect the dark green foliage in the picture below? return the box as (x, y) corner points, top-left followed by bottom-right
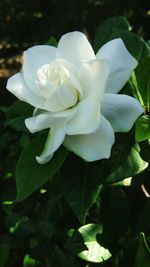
(0, 15), (150, 267)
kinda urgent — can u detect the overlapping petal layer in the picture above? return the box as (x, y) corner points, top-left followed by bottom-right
(36, 122), (67, 164)
(57, 31), (95, 67)
(6, 31), (143, 164)
(101, 94), (144, 132)
(96, 38), (138, 93)
(6, 73), (45, 109)
(64, 116), (115, 161)
(23, 45), (56, 96)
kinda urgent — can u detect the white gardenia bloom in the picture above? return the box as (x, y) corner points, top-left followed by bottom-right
(6, 31), (143, 164)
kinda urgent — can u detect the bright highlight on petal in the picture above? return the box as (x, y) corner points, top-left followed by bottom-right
(57, 31), (95, 67)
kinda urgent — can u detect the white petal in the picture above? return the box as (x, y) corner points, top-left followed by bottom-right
(36, 122), (67, 164)
(6, 73), (45, 109)
(101, 94), (144, 132)
(64, 116), (115, 161)
(96, 38), (138, 93)
(57, 31), (95, 67)
(66, 96), (101, 135)
(79, 59), (109, 99)
(23, 45), (56, 96)
(25, 108), (76, 133)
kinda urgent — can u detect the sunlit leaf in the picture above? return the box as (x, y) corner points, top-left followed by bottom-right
(66, 224), (111, 263)
(23, 254), (40, 267)
(135, 55), (150, 111)
(136, 115), (150, 142)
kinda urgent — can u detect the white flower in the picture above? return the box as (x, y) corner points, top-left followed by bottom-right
(6, 31), (143, 164)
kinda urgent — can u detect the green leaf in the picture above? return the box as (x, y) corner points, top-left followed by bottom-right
(67, 224), (112, 263)
(46, 36), (57, 47)
(99, 187), (130, 252)
(134, 233), (150, 267)
(136, 115), (150, 142)
(110, 28), (150, 61)
(16, 133), (68, 201)
(135, 55), (150, 111)
(103, 144), (148, 184)
(5, 100), (34, 131)
(94, 16), (130, 52)
(60, 156), (102, 223)
(23, 254), (40, 267)
(140, 140), (150, 163)
(50, 247), (75, 267)
(94, 17), (150, 61)
(137, 200), (150, 235)
(0, 244), (9, 267)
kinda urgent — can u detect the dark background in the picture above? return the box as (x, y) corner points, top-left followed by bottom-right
(0, 0), (150, 105)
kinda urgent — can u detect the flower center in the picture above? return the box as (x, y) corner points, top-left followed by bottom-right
(36, 63), (82, 112)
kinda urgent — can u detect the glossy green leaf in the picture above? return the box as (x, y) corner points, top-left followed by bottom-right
(136, 115), (150, 142)
(60, 156), (102, 223)
(67, 224), (111, 263)
(5, 100), (34, 131)
(135, 55), (150, 111)
(103, 144), (148, 184)
(110, 28), (150, 61)
(94, 16), (129, 52)
(16, 133), (68, 201)
(94, 18), (150, 61)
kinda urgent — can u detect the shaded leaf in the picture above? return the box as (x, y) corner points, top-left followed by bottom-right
(16, 133), (68, 201)
(50, 246), (75, 267)
(94, 18), (150, 61)
(0, 243), (10, 267)
(99, 187), (130, 253)
(137, 200), (150, 235)
(46, 36), (57, 47)
(103, 144), (148, 184)
(94, 16), (129, 52)
(111, 28), (150, 61)
(5, 100), (34, 131)
(134, 233), (150, 267)
(60, 155), (102, 223)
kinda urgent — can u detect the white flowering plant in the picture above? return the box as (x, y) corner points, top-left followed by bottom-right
(3, 16), (150, 266)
